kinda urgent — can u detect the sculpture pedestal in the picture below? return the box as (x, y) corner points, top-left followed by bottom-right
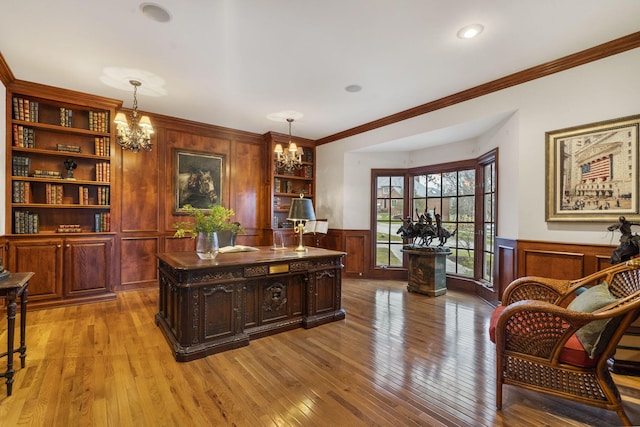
(402, 246), (451, 297)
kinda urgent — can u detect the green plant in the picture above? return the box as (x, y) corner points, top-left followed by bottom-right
(173, 204), (244, 238)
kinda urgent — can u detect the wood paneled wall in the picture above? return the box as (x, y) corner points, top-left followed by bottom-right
(517, 239), (615, 280)
(114, 112), (268, 292)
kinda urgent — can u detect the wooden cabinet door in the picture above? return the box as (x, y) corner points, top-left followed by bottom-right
(63, 237), (112, 296)
(7, 238), (63, 301)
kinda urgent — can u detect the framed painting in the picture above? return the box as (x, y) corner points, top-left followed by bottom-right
(545, 114), (640, 222)
(174, 150), (225, 213)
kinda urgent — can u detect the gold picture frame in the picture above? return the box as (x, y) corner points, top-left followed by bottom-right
(174, 150), (225, 213)
(545, 114), (640, 222)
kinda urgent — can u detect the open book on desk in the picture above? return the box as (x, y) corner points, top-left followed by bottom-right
(303, 220), (328, 234)
(219, 245), (260, 254)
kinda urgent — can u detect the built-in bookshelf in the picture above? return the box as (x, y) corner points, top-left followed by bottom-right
(4, 83), (120, 308)
(267, 132), (316, 230)
(7, 93), (114, 235)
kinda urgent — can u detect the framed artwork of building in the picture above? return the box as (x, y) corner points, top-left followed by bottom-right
(545, 114), (640, 222)
(174, 150), (225, 213)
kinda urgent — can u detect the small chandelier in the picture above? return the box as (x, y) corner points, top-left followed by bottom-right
(114, 80), (154, 152)
(274, 118), (303, 171)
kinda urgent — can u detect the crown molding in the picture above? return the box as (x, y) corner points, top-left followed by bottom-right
(0, 51), (16, 86)
(316, 31), (640, 146)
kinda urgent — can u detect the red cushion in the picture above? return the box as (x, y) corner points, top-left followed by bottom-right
(489, 305), (597, 368)
(489, 305), (505, 343)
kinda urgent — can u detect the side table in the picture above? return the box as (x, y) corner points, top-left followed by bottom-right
(0, 271), (34, 396)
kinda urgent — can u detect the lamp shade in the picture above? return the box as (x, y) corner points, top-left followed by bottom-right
(287, 196), (316, 221)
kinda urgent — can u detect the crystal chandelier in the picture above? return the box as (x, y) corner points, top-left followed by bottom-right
(114, 80), (154, 152)
(274, 118), (303, 171)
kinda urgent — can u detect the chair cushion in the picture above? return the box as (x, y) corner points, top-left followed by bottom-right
(489, 305), (597, 368)
(567, 282), (619, 359)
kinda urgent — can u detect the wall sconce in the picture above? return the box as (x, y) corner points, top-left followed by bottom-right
(287, 194), (316, 252)
(114, 80), (154, 152)
(274, 118), (303, 172)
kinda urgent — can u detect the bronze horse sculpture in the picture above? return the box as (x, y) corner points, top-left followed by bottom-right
(397, 208), (456, 247)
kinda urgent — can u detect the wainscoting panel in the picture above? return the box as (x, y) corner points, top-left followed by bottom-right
(119, 236), (159, 290)
(517, 240), (615, 281)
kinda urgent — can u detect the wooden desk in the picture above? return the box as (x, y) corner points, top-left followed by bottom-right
(0, 271), (34, 396)
(156, 248), (345, 361)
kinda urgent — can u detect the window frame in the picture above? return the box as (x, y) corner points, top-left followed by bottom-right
(370, 150), (497, 284)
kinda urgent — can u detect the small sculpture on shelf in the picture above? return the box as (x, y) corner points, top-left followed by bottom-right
(608, 216), (640, 264)
(64, 158), (77, 180)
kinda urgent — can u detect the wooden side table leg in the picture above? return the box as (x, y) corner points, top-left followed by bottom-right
(5, 292), (17, 396)
(19, 286), (28, 369)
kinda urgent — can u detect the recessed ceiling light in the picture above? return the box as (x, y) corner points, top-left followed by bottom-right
(140, 3), (172, 23)
(457, 24), (484, 39)
(345, 84), (362, 93)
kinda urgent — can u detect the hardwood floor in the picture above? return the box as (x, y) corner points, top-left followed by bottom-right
(1, 278), (639, 426)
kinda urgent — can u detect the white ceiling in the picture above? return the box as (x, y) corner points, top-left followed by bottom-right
(1, 1), (639, 148)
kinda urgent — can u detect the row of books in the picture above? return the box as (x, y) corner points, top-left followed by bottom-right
(97, 187), (110, 205)
(275, 164), (313, 178)
(14, 211), (39, 234)
(12, 156), (30, 177)
(89, 111), (109, 133)
(33, 169), (63, 179)
(95, 162), (110, 182)
(12, 124), (35, 148)
(77, 186), (109, 205)
(12, 181), (31, 203)
(95, 212), (111, 232)
(45, 183), (64, 204)
(57, 224), (82, 233)
(56, 144), (81, 153)
(78, 186), (90, 205)
(12, 97), (39, 122)
(274, 179), (312, 195)
(95, 137), (110, 156)
(60, 107), (74, 127)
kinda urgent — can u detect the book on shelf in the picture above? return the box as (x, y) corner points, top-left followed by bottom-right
(12, 156), (30, 176)
(45, 183), (64, 204)
(32, 169), (62, 179)
(94, 137), (110, 156)
(78, 186), (90, 205)
(97, 187), (109, 205)
(59, 107), (73, 127)
(95, 212), (111, 232)
(95, 162), (110, 182)
(13, 124), (35, 148)
(57, 224), (82, 233)
(12, 97), (39, 122)
(14, 211), (39, 234)
(56, 143), (81, 153)
(89, 111), (109, 133)
(12, 181), (31, 203)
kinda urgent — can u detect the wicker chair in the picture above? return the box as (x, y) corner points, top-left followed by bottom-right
(490, 259), (640, 426)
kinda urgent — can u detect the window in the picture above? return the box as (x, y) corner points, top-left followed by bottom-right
(480, 152), (497, 285)
(412, 169), (476, 276)
(375, 175), (405, 268)
(372, 150), (497, 285)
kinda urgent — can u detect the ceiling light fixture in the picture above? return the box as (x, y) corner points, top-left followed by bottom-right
(114, 80), (154, 152)
(457, 24), (484, 39)
(274, 118), (303, 172)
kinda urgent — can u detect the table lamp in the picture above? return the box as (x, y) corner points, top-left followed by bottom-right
(287, 194), (316, 252)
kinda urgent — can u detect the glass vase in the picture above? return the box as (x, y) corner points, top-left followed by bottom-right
(196, 232), (219, 258)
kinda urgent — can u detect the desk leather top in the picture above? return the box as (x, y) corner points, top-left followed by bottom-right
(157, 247), (346, 271)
